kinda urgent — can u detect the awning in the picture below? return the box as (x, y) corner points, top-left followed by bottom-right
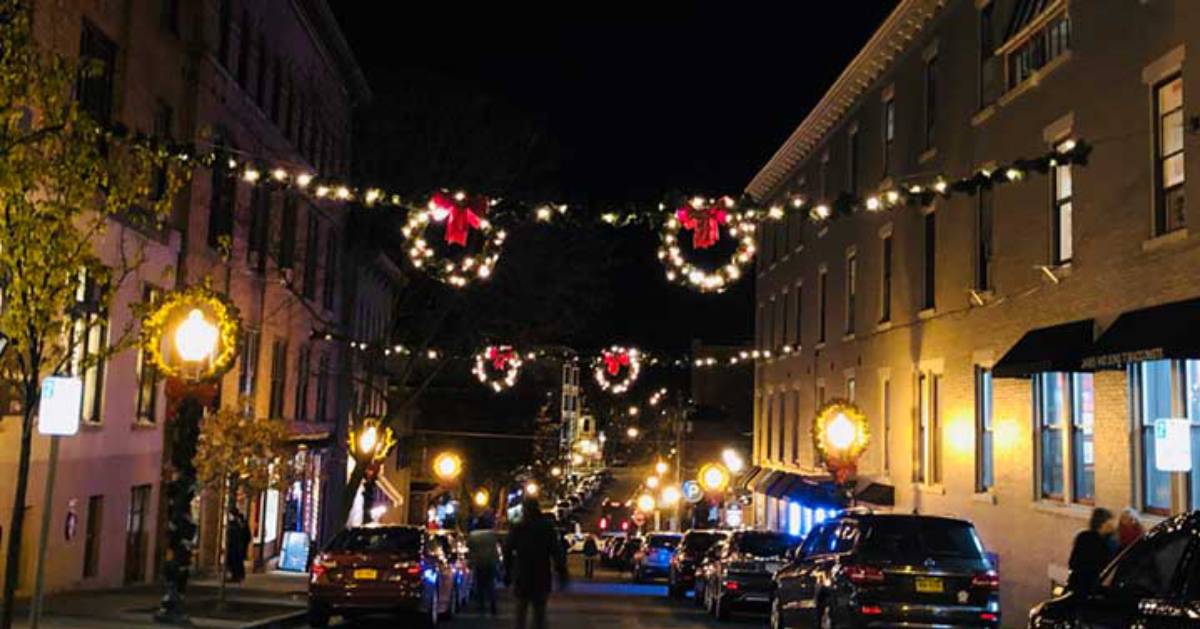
(764, 470), (845, 509)
(738, 466), (769, 492)
(854, 481), (895, 507)
(993, 319), (1095, 378)
(754, 470), (782, 494)
(1082, 297), (1200, 370)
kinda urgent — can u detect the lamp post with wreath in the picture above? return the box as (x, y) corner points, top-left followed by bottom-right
(140, 283), (242, 624)
(812, 400), (871, 503)
(348, 417), (398, 523)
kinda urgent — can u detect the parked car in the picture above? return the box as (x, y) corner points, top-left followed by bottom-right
(693, 538), (729, 607)
(618, 536), (645, 571)
(568, 532), (599, 554)
(1029, 511), (1200, 628)
(703, 530), (796, 621)
(773, 513), (999, 629)
(308, 525), (456, 627)
(429, 530), (473, 611)
(633, 532), (683, 582)
(602, 535), (628, 567)
(669, 529), (730, 598)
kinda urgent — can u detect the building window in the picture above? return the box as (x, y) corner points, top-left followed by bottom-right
(237, 12), (251, 88)
(977, 186), (994, 290)
(792, 283), (803, 347)
(880, 233), (892, 323)
(923, 211), (936, 310)
(135, 286), (161, 425)
(881, 378), (891, 473)
(818, 268), (828, 344)
(846, 376), (856, 402)
(882, 98), (895, 178)
(150, 101), (173, 201)
(1053, 140), (1074, 263)
(322, 230), (339, 311)
(791, 391), (801, 464)
(83, 495), (104, 578)
(237, 328), (259, 407)
(765, 396), (774, 463)
(71, 269), (107, 425)
(1154, 75), (1185, 235)
(765, 297), (775, 351)
(1006, 11), (1070, 90)
(247, 187), (269, 274)
(294, 344), (310, 422)
(268, 338), (288, 419)
(916, 372), (942, 485)
(271, 57), (284, 123)
(1035, 372), (1094, 503)
(315, 353), (330, 423)
(975, 367), (994, 492)
(207, 143), (236, 249)
(819, 155), (829, 202)
(924, 55), (937, 150)
(78, 20), (117, 125)
(978, 1), (996, 107)
(847, 127), (859, 196)
(279, 194), (297, 269)
(303, 212), (320, 300)
(1134, 360), (1180, 514)
(218, 0), (232, 66)
(756, 303), (766, 352)
(125, 484), (151, 583)
(845, 252), (857, 335)
(255, 32), (268, 107)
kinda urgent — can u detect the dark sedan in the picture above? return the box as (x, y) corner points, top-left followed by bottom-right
(1029, 510), (1200, 628)
(669, 529), (730, 598)
(773, 513), (999, 629)
(703, 530), (797, 620)
(308, 525), (456, 627)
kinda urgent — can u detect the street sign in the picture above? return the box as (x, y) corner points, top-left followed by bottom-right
(278, 531), (311, 572)
(682, 480), (703, 504)
(38, 376), (82, 436)
(1154, 418), (1191, 472)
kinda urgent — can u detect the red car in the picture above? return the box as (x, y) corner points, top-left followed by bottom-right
(308, 524), (458, 627)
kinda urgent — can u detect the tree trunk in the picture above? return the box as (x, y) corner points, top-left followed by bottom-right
(0, 385), (37, 629)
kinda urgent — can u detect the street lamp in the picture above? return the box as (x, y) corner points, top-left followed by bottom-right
(636, 493), (656, 513)
(646, 475), (660, 490)
(721, 448), (745, 474)
(628, 406), (639, 417)
(473, 489), (491, 508)
(525, 481), (540, 496)
(655, 460), (669, 476)
(349, 418), (398, 524)
(661, 485), (681, 507)
(699, 463), (731, 493)
(174, 309), (219, 362)
(626, 426), (640, 439)
(550, 466), (562, 477)
(433, 452), (463, 482)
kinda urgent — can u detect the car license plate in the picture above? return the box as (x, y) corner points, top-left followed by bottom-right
(353, 568), (378, 580)
(915, 576), (943, 593)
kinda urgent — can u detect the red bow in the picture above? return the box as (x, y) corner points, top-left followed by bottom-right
(676, 204), (729, 250)
(429, 191), (487, 247)
(603, 351), (630, 376)
(487, 346), (514, 371)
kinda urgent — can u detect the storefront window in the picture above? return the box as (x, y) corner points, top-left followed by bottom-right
(1037, 373), (1068, 499)
(1187, 360), (1200, 510)
(1072, 374), (1095, 503)
(1137, 360), (1174, 513)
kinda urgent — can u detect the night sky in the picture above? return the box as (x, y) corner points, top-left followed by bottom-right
(331, 2), (897, 352)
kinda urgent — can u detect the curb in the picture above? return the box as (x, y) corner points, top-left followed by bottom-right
(239, 609), (307, 629)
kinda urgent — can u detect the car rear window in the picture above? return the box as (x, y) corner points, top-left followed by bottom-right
(738, 532), (793, 558)
(328, 528), (422, 553)
(648, 535), (681, 549)
(682, 532), (725, 552)
(857, 518), (986, 562)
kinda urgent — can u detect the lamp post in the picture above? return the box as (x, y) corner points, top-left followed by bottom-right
(348, 418), (397, 524)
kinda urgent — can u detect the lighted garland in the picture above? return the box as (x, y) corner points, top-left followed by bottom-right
(472, 345), (523, 392)
(659, 196), (758, 293)
(812, 399), (870, 484)
(139, 284), (242, 383)
(401, 190), (507, 287)
(593, 346), (641, 394)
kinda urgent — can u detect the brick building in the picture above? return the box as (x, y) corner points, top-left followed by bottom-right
(748, 0), (1200, 618)
(0, 0), (375, 595)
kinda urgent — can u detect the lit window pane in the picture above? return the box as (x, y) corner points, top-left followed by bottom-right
(1163, 153), (1185, 188)
(1058, 201), (1073, 261)
(1159, 77), (1183, 112)
(1162, 110), (1185, 156)
(1056, 164), (1072, 200)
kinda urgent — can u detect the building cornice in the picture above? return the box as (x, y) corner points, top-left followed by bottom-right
(746, 0), (946, 201)
(295, 0), (373, 106)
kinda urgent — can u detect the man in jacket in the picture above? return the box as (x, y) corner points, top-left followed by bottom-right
(504, 499), (568, 629)
(467, 513), (501, 616)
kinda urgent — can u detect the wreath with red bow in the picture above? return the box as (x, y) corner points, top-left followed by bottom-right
(593, 346), (641, 394)
(472, 345), (524, 392)
(658, 196), (758, 293)
(402, 190), (508, 287)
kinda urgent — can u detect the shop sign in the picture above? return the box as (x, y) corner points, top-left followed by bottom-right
(1155, 418), (1191, 472)
(38, 376), (82, 436)
(279, 531), (311, 572)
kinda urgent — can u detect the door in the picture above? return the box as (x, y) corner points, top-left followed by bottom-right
(124, 485), (151, 583)
(777, 524), (826, 627)
(1078, 528), (1193, 628)
(794, 524), (838, 625)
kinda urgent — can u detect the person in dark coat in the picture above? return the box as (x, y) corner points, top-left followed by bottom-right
(504, 499), (568, 629)
(226, 507), (252, 583)
(1067, 507), (1116, 594)
(581, 535), (599, 579)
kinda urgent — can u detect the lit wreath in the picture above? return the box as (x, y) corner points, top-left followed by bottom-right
(139, 283), (242, 383)
(401, 190), (507, 288)
(593, 346), (641, 394)
(811, 399), (871, 483)
(472, 345), (523, 392)
(658, 196), (757, 293)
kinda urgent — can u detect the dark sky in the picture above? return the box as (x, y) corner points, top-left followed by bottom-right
(331, 2), (897, 352)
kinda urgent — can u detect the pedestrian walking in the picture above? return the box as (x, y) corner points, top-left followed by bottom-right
(468, 513), (502, 616)
(1067, 507), (1116, 594)
(1117, 507), (1144, 550)
(504, 499), (568, 629)
(582, 535), (599, 579)
(226, 507), (251, 583)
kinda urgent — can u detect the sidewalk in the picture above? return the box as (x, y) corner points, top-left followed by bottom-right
(11, 571), (310, 629)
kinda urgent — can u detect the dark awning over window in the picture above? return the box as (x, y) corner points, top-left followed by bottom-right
(1083, 297), (1200, 370)
(738, 466), (769, 493)
(854, 482), (895, 507)
(764, 471), (844, 509)
(993, 319), (1095, 378)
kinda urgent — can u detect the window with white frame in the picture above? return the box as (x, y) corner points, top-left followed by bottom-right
(880, 233), (892, 323)
(777, 391), (788, 461)
(1053, 139), (1074, 263)
(845, 251), (857, 335)
(922, 211), (936, 310)
(1154, 75), (1185, 235)
(924, 55), (937, 150)
(1034, 372), (1094, 503)
(975, 367), (994, 492)
(818, 268), (828, 344)
(881, 377), (891, 474)
(135, 285), (161, 425)
(791, 390), (802, 464)
(977, 186), (994, 289)
(71, 269), (108, 425)
(848, 126), (859, 196)
(792, 283), (803, 347)
(1006, 8), (1070, 90)
(882, 98), (895, 177)
(1131, 359), (1200, 514)
(765, 395), (774, 463)
(915, 372), (942, 484)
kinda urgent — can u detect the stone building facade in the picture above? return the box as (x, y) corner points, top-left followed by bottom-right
(748, 0), (1200, 618)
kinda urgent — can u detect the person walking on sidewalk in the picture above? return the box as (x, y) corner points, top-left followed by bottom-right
(468, 513), (502, 616)
(1068, 507), (1116, 594)
(1117, 507), (1144, 550)
(504, 499), (568, 629)
(581, 535), (598, 579)
(226, 508), (252, 583)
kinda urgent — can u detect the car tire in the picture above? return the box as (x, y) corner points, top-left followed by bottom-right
(715, 594), (731, 621)
(306, 604), (330, 628)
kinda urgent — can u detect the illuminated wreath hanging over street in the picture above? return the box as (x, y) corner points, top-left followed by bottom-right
(658, 196), (758, 293)
(472, 345), (523, 392)
(812, 399), (870, 483)
(401, 190), (507, 288)
(594, 346), (641, 394)
(139, 283), (242, 383)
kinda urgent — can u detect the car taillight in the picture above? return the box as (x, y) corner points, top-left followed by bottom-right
(860, 605), (883, 615)
(980, 612), (998, 622)
(600, 517), (608, 530)
(724, 581), (739, 591)
(971, 570), (999, 590)
(621, 521), (629, 531)
(843, 565), (885, 585)
(310, 557), (336, 582)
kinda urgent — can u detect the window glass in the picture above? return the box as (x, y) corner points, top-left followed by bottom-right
(739, 532), (793, 558)
(858, 518), (986, 563)
(1038, 373), (1068, 499)
(1185, 361), (1200, 509)
(1073, 374), (1095, 502)
(1104, 532), (1189, 598)
(1139, 361), (1174, 512)
(976, 367), (994, 492)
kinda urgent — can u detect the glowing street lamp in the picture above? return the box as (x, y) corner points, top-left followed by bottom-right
(655, 460), (669, 476)
(661, 485), (681, 507)
(525, 481), (540, 496)
(721, 448), (745, 474)
(571, 452), (584, 465)
(550, 466), (562, 477)
(645, 475), (660, 490)
(474, 489), (491, 508)
(636, 493), (656, 513)
(626, 427), (640, 439)
(628, 406), (640, 417)
(699, 463), (731, 493)
(174, 309), (218, 362)
(433, 452), (463, 482)
(825, 412), (858, 451)
(357, 425), (379, 458)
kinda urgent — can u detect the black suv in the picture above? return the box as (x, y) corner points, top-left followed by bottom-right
(669, 529), (729, 598)
(772, 513), (1000, 628)
(703, 530), (797, 620)
(1029, 511), (1200, 628)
